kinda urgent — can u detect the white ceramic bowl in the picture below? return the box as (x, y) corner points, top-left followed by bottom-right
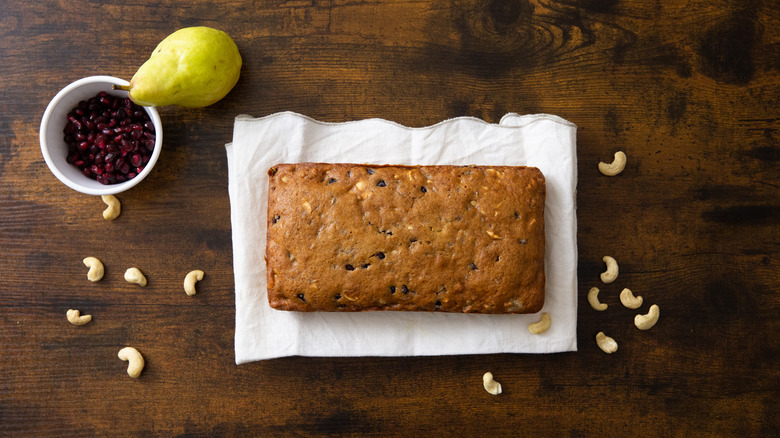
(40, 76), (163, 195)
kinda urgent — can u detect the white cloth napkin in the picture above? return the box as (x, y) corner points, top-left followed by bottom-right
(226, 112), (578, 363)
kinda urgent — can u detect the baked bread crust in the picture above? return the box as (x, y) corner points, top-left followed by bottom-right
(266, 163), (545, 313)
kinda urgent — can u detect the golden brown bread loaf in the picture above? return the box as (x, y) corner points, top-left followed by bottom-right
(265, 163), (545, 313)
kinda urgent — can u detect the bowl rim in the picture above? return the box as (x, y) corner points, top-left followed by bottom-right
(39, 75), (163, 196)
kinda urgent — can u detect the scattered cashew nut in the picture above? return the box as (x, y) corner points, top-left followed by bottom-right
(588, 287), (608, 311)
(635, 304), (660, 330)
(117, 347), (145, 378)
(184, 270), (205, 296)
(82, 257), (104, 282)
(124, 268), (147, 287)
(598, 151), (626, 176)
(66, 309), (92, 326)
(596, 332), (618, 354)
(101, 195), (121, 220)
(600, 256), (619, 284)
(482, 372), (502, 395)
(620, 288), (643, 309)
(528, 312), (551, 334)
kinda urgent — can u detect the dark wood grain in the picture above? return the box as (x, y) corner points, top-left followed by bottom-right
(1, 0), (778, 435)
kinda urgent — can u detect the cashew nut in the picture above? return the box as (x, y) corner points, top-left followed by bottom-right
(595, 332), (618, 354)
(620, 288), (643, 309)
(101, 195), (121, 220)
(66, 309), (92, 326)
(635, 304), (660, 330)
(124, 267), (147, 287)
(587, 287), (608, 311)
(598, 151), (626, 176)
(184, 270), (205, 296)
(482, 372), (502, 395)
(117, 347), (144, 378)
(600, 256), (619, 284)
(528, 312), (551, 334)
(82, 256), (104, 282)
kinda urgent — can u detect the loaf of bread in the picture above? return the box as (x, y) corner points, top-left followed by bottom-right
(265, 163), (546, 314)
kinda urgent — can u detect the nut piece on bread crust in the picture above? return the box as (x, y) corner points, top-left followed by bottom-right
(266, 163), (546, 314)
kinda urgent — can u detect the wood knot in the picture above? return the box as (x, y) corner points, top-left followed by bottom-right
(486, 0), (528, 28)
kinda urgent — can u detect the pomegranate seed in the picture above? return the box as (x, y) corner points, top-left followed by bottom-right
(62, 91), (155, 184)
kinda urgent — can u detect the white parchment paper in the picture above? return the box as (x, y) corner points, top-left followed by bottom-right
(226, 112), (578, 363)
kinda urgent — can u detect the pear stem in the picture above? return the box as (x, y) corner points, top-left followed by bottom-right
(113, 84), (131, 91)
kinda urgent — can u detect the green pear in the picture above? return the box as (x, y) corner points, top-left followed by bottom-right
(116, 27), (242, 107)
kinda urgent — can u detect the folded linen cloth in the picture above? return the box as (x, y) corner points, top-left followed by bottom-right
(227, 112), (578, 363)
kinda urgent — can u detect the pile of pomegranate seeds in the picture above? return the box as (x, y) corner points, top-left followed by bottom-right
(64, 91), (156, 185)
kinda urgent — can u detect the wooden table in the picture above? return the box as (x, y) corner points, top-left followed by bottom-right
(2, 0), (778, 435)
